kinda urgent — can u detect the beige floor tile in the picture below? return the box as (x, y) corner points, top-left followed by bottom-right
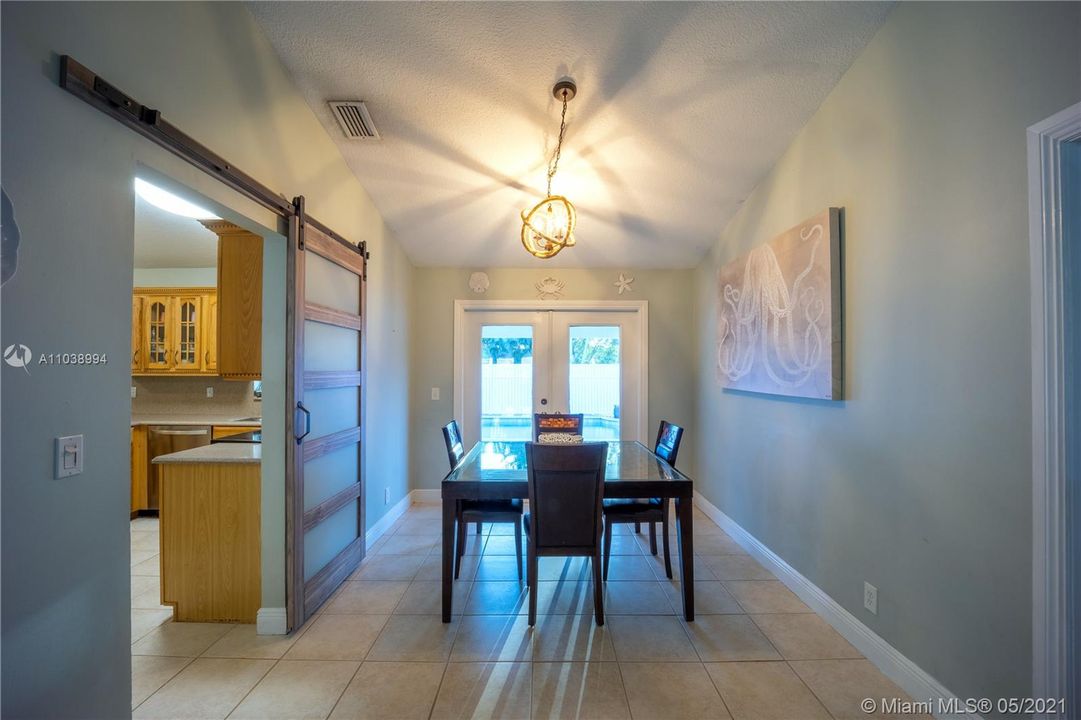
(203, 624), (302, 659)
(132, 609), (175, 644)
(533, 614), (617, 662)
(538, 557), (591, 582)
(350, 554), (423, 581)
(455, 534), (488, 556)
(330, 661), (445, 719)
(535, 581), (599, 615)
(431, 662), (532, 720)
(132, 554), (161, 577)
(702, 555), (773, 581)
(228, 659), (358, 719)
(418, 553), (480, 581)
(751, 614), (862, 660)
(532, 662), (631, 720)
(377, 534), (438, 556)
(392, 516), (444, 536)
(131, 531), (161, 552)
(606, 532), (647, 556)
(324, 581), (410, 614)
(131, 655), (192, 710)
(284, 613), (388, 661)
(133, 657), (273, 719)
(131, 517), (160, 531)
(483, 535), (524, 556)
(619, 662), (731, 719)
(789, 659), (920, 719)
(706, 661), (831, 720)
(474, 555), (525, 582)
(367, 615), (460, 661)
(643, 552), (717, 582)
(451, 614), (533, 662)
(723, 581), (810, 614)
(693, 535), (746, 556)
(602, 555), (655, 581)
(465, 582), (529, 615)
(396, 580), (471, 615)
(132, 621), (234, 657)
(607, 616), (698, 662)
(131, 549), (158, 568)
(661, 581), (743, 615)
(604, 582), (673, 615)
(132, 576), (169, 610)
(682, 615), (780, 662)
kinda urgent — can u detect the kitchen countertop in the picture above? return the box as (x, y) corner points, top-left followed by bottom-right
(131, 415), (262, 427)
(153, 443), (262, 465)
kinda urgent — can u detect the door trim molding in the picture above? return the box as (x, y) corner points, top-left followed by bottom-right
(1029, 102), (1080, 709)
(453, 300), (649, 443)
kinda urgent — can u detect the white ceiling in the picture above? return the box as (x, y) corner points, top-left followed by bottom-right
(134, 193), (218, 268)
(249, 2), (891, 268)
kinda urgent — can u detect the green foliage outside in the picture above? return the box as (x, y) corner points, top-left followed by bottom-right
(481, 337), (618, 364)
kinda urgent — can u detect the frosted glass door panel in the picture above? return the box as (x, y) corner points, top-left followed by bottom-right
(304, 321), (359, 371)
(305, 252), (360, 314)
(303, 503), (357, 581)
(305, 386), (360, 439)
(304, 443), (359, 509)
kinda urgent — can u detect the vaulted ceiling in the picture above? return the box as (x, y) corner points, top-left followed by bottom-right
(249, 2), (891, 268)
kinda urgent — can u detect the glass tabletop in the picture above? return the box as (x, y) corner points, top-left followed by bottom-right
(443, 440), (690, 485)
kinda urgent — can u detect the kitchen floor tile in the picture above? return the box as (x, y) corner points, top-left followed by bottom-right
(474, 555), (525, 582)
(133, 658), (273, 719)
(376, 534), (438, 556)
(706, 661), (831, 720)
(602, 555), (655, 581)
(532, 662), (631, 720)
(367, 615), (459, 662)
(132, 621), (234, 657)
(349, 554), (423, 581)
(131, 655), (192, 710)
(682, 615), (780, 662)
(604, 581), (673, 615)
(607, 616), (698, 662)
(702, 555), (773, 581)
(324, 581), (409, 614)
(450, 614), (533, 662)
(330, 661), (445, 719)
(131, 609), (174, 644)
(723, 581), (811, 614)
(537, 557), (591, 583)
(751, 613), (862, 660)
(228, 659), (358, 719)
(431, 662), (532, 720)
(202, 624), (301, 660)
(788, 659), (925, 719)
(395, 580), (471, 615)
(532, 614), (616, 662)
(283, 613), (388, 661)
(465, 582), (528, 615)
(619, 661), (731, 719)
(418, 553), (479, 581)
(661, 581), (743, 615)
(131, 554), (161, 577)
(131, 531), (160, 553)
(693, 535), (746, 556)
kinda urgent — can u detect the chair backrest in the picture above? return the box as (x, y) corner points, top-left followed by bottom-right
(533, 413), (584, 440)
(442, 420), (466, 471)
(525, 442), (607, 552)
(654, 421), (684, 468)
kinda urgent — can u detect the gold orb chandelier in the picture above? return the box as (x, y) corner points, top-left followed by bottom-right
(521, 79), (578, 259)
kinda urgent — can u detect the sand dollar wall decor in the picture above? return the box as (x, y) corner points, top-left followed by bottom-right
(716, 207), (843, 400)
(469, 271), (490, 294)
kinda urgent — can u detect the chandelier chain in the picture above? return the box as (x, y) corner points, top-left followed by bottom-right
(546, 92), (569, 197)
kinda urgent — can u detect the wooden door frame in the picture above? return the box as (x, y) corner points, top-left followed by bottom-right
(452, 300), (649, 445)
(1029, 101), (1080, 712)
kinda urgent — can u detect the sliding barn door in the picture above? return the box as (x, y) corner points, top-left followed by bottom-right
(286, 197), (368, 628)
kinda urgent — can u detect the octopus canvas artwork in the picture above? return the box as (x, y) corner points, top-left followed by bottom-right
(716, 207), (843, 400)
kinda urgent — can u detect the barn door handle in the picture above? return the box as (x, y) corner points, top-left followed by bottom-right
(295, 402), (311, 444)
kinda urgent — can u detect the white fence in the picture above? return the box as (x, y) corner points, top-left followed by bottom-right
(481, 363), (620, 416)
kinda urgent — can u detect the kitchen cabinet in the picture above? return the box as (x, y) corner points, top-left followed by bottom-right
(202, 220), (263, 380)
(130, 425), (148, 515)
(211, 425), (260, 441)
(133, 288), (216, 375)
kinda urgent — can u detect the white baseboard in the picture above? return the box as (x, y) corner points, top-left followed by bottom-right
(410, 488), (441, 504)
(365, 493), (414, 546)
(256, 607), (287, 636)
(693, 491), (980, 720)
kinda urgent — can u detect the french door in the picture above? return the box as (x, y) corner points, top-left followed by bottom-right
(286, 198), (368, 629)
(456, 303), (646, 447)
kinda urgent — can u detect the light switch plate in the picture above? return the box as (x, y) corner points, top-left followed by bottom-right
(130, 386), (137, 399)
(206, 387), (215, 398)
(55, 434), (84, 478)
(431, 387), (441, 401)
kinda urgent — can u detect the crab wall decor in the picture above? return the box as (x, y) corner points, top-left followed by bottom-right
(535, 276), (565, 300)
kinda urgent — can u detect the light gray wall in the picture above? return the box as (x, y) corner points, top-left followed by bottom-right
(694, 1), (1080, 703)
(1, 3), (412, 716)
(410, 267), (696, 491)
(132, 267), (216, 287)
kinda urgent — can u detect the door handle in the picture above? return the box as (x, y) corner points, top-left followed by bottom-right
(295, 402), (311, 444)
(540, 398), (548, 406)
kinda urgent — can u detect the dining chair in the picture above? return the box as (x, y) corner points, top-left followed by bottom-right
(602, 420), (685, 580)
(533, 412), (584, 440)
(442, 420), (524, 580)
(523, 441), (608, 626)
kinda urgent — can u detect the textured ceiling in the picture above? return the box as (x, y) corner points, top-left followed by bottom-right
(249, 2), (890, 268)
(134, 194), (218, 268)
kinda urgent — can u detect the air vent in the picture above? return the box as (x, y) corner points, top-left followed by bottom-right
(328, 101), (380, 140)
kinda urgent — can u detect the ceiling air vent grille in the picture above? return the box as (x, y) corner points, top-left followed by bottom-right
(328, 101), (380, 140)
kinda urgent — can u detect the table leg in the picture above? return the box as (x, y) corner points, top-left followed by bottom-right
(442, 494), (456, 623)
(675, 495), (694, 621)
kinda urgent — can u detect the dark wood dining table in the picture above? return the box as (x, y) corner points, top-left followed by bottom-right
(441, 440), (695, 622)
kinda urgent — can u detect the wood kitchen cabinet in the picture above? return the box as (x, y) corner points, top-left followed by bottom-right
(133, 288), (216, 376)
(130, 425), (148, 515)
(202, 220), (263, 380)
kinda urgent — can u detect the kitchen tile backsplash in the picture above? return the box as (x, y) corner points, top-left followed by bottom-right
(132, 376), (261, 418)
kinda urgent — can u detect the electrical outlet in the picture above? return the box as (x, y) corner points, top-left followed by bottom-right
(384, 487), (391, 505)
(130, 386), (137, 399)
(864, 582), (878, 615)
(206, 387), (215, 398)
(431, 387), (441, 401)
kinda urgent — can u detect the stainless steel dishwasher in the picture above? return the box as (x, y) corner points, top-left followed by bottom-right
(147, 425), (211, 511)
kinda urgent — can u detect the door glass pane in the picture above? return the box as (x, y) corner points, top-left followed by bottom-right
(304, 321), (359, 371)
(305, 252), (360, 315)
(480, 325), (533, 441)
(568, 326), (620, 440)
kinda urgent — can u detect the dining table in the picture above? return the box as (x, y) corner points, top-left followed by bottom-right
(441, 440), (695, 622)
